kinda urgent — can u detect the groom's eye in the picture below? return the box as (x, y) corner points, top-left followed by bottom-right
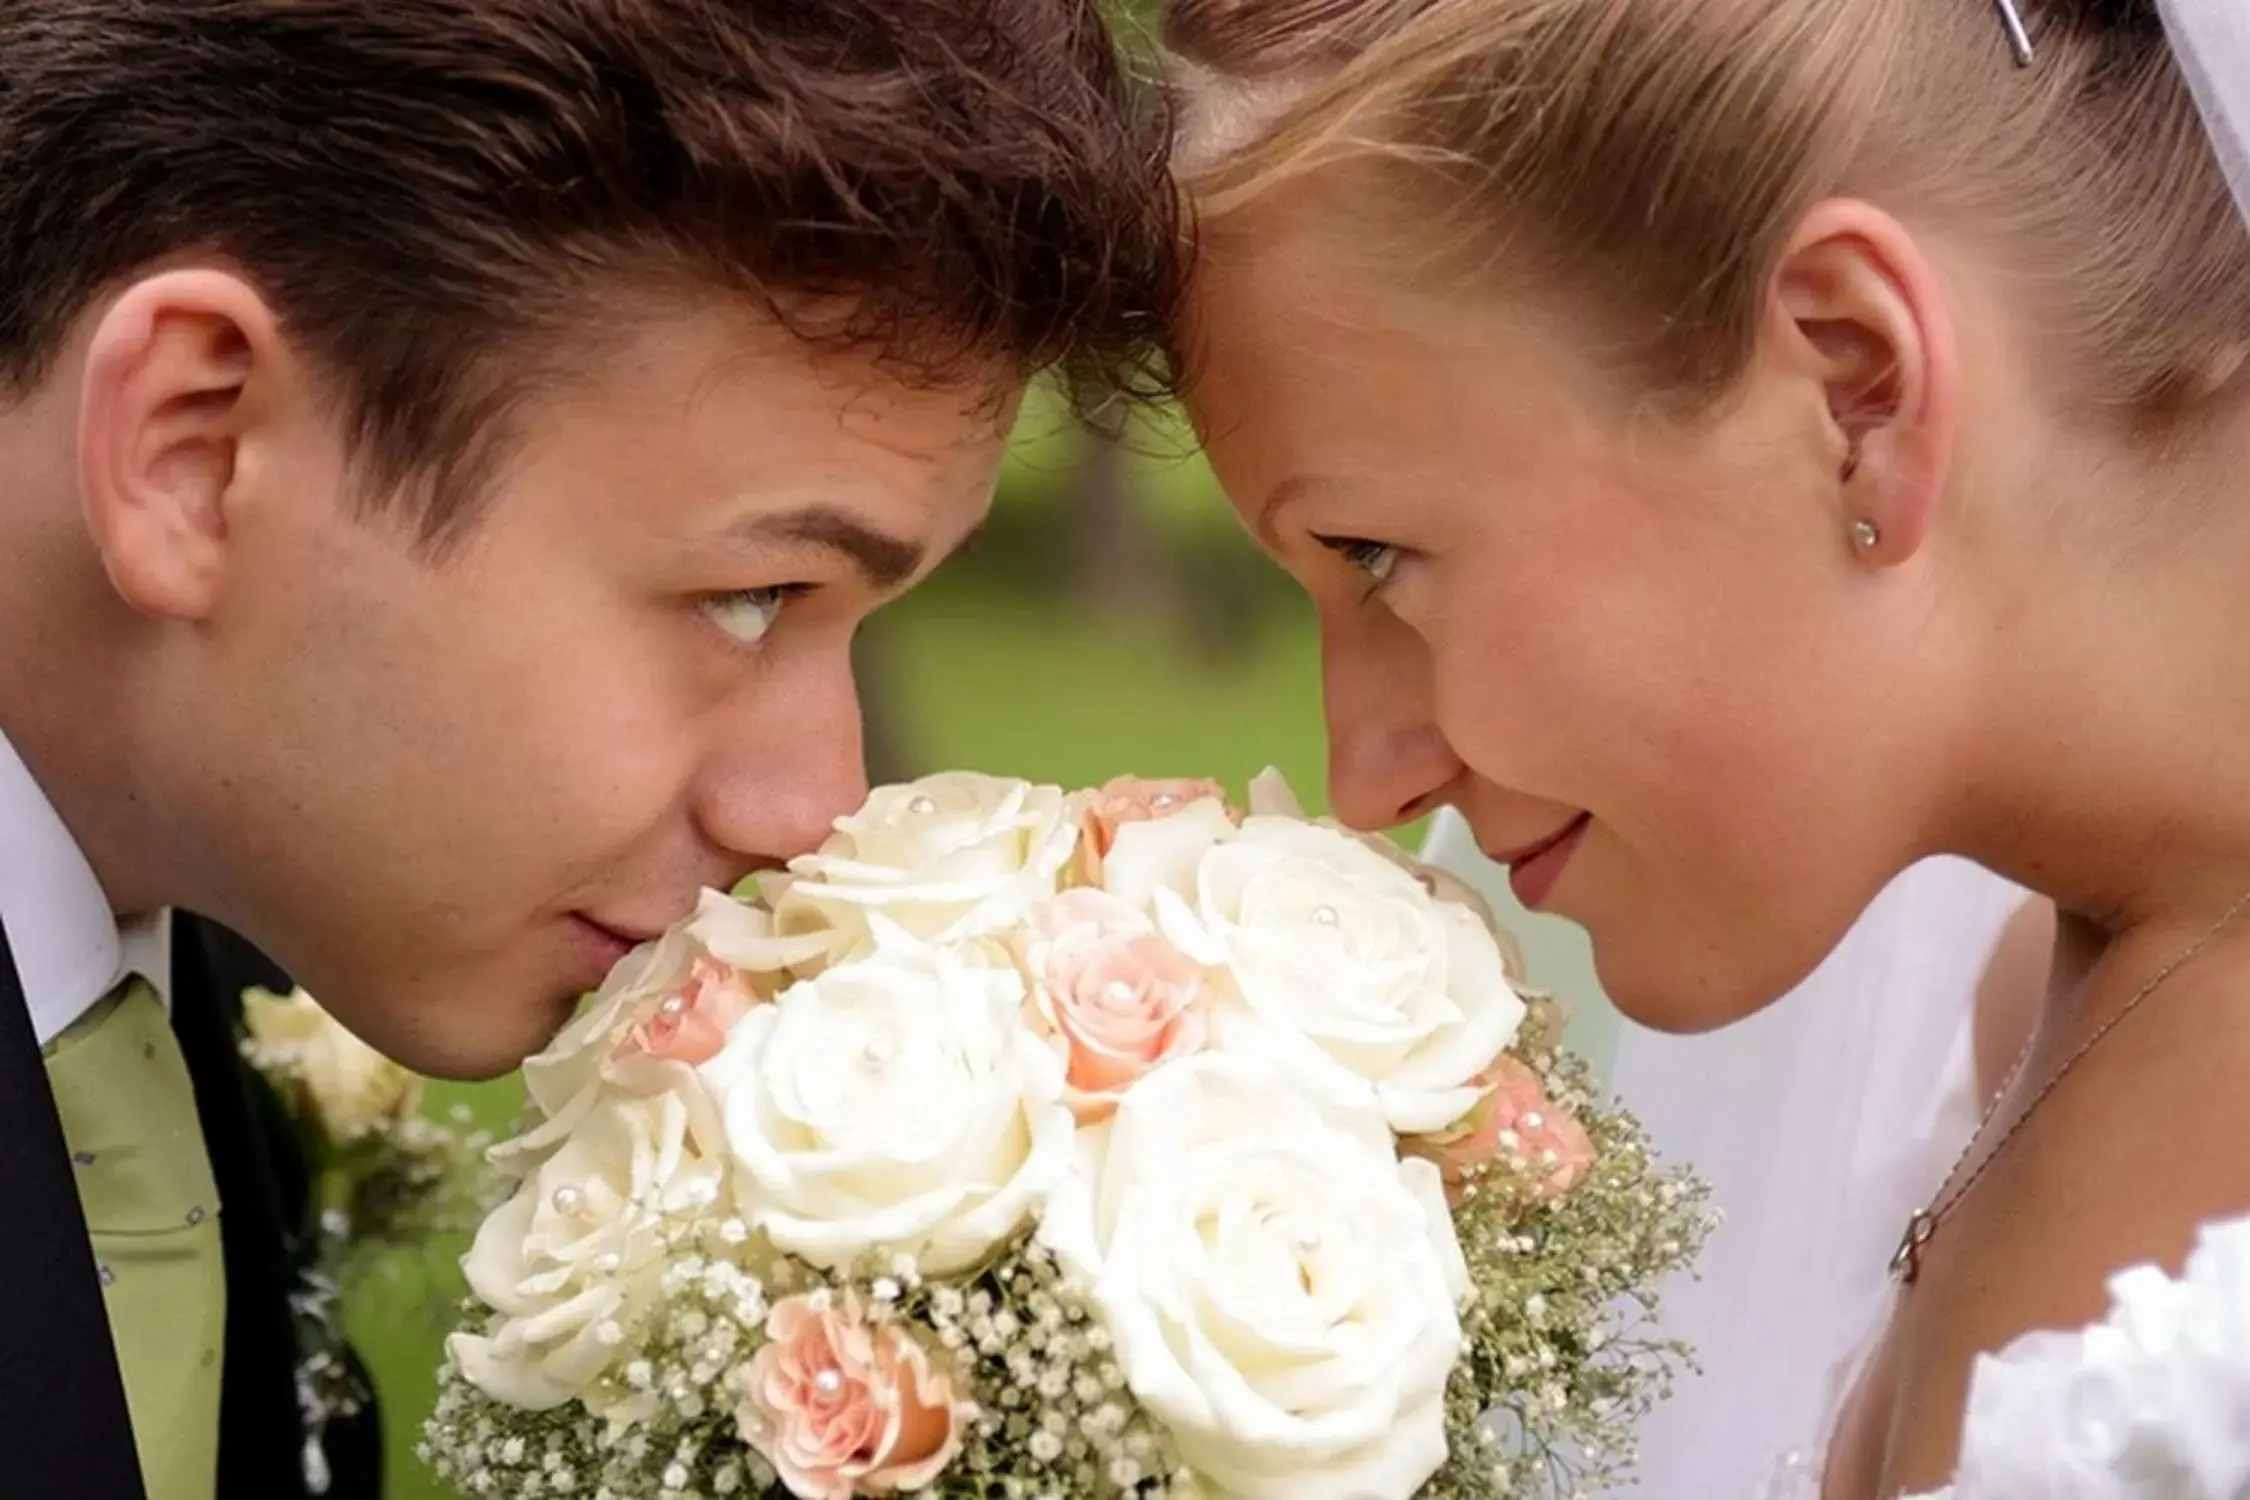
(702, 584), (814, 646)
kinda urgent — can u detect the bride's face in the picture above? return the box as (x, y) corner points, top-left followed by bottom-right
(1189, 190), (1952, 1030)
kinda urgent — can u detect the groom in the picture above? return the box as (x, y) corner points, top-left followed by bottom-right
(0, 3), (1179, 1498)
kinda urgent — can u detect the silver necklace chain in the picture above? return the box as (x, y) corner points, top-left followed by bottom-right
(1891, 885), (2250, 1285)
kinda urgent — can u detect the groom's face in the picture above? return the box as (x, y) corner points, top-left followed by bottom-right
(120, 294), (1007, 1078)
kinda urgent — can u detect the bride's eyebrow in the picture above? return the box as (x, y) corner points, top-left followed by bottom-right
(1253, 474), (1347, 548)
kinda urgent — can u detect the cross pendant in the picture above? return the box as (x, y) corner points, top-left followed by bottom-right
(1890, 1209), (1937, 1285)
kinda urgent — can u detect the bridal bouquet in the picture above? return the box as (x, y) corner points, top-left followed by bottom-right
(422, 771), (1713, 1500)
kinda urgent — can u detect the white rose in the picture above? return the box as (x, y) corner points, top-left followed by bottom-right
(242, 986), (420, 1143)
(449, 1089), (725, 1414)
(708, 927), (1074, 1276)
(1041, 1051), (1467, 1500)
(775, 773), (1080, 958)
(1247, 766), (1529, 978)
(493, 890), (824, 1169)
(1156, 816), (1527, 1135)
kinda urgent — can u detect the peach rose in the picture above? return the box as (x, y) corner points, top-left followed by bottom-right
(494, 890), (826, 1171)
(1023, 889), (1208, 1120)
(1080, 776), (1234, 863)
(1407, 1054), (1596, 1205)
(739, 1292), (962, 1500)
(616, 956), (758, 1067)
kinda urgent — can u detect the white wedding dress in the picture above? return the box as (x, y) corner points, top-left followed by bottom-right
(1904, 1210), (2250, 1500)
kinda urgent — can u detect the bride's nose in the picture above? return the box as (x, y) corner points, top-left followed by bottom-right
(1321, 608), (1464, 832)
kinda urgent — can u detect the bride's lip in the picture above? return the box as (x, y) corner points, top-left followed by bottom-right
(1484, 813), (1593, 910)
(1480, 814), (1590, 869)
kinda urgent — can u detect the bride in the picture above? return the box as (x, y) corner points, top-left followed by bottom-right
(1166, 0), (2250, 1493)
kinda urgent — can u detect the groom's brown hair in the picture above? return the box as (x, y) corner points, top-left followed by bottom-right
(0, 0), (1181, 545)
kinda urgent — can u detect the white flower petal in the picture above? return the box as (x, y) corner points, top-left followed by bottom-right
(718, 935), (1071, 1275)
(1056, 1052), (1462, 1500)
(1181, 817), (1528, 1137)
(456, 1092), (721, 1410)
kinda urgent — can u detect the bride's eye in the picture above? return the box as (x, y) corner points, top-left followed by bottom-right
(703, 585), (810, 646)
(1313, 534), (1400, 596)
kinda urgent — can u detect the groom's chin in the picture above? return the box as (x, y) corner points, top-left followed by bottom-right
(312, 955), (589, 1083)
(405, 1002), (579, 1082)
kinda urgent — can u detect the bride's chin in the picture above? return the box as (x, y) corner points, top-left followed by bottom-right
(1586, 924), (1812, 1036)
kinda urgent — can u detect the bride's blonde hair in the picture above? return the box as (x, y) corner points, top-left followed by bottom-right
(1169, 0), (2250, 419)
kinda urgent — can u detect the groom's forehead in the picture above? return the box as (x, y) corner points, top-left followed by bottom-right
(455, 317), (1010, 566)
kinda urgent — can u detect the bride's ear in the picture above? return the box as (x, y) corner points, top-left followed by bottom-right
(1767, 201), (1957, 565)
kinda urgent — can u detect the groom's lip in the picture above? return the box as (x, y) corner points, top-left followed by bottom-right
(580, 913), (664, 944)
(568, 915), (653, 977)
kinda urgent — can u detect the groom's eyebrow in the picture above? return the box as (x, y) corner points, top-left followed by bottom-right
(725, 506), (925, 589)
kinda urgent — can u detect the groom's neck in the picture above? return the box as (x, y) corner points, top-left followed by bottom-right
(0, 405), (177, 922)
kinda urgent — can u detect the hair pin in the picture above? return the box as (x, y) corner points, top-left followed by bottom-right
(1993, 0), (2036, 67)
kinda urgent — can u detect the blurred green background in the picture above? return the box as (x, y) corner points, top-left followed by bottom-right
(360, 399), (1361, 1499)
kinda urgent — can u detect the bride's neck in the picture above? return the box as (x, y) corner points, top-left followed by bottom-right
(1951, 421), (2250, 937)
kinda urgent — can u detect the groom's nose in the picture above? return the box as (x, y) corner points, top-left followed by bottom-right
(694, 647), (871, 868)
(1321, 607), (1463, 833)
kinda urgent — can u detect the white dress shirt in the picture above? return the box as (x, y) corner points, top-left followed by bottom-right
(0, 729), (169, 1045)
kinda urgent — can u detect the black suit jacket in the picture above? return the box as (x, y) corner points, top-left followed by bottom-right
(172, 915), (385, 1500)
(0, 914), (385, 1500)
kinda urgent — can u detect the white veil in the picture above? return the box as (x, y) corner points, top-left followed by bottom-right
(2161, 0), (2250, 231)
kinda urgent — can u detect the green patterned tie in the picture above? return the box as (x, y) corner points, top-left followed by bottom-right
(43, 979), (226, 1500)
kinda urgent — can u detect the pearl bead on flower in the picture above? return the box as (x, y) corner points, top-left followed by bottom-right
(657, 995), (687, 1018)
(909, 795), (937, 815)
(551, 1186), (584, 1215)
(1313, 906), (1340, 926)
(1103, 981), (1136, 1004)
(813, 1368), (844, 1396)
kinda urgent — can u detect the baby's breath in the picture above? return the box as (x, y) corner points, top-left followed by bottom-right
(886, 1235), (1183, 1499)
(426, 1222), (1187, 1500)
(1427, 1048), (1719, 1500)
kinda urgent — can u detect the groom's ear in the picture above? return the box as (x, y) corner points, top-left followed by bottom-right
(1766, 200), (1957, 564)
(77, 269), (299, 620)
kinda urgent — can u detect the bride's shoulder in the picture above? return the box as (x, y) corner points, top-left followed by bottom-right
(1908, 1211), (2250, 1500)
